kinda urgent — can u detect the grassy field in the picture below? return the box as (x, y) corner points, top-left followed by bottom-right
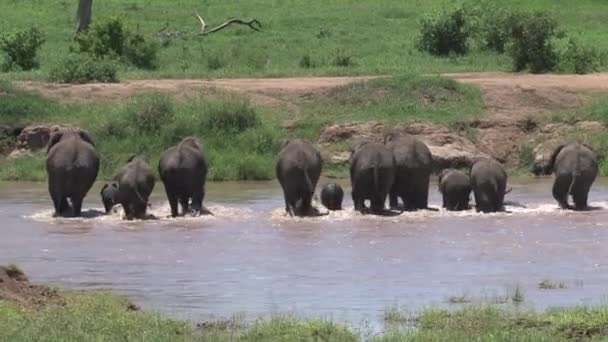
(2, 291), (608, 341)
(1, 0), (608, 80)
(0, 75), (482, 181)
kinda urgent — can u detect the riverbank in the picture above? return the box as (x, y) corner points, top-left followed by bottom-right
(2, 73), (608, 182)
(2, 265), (607, 341)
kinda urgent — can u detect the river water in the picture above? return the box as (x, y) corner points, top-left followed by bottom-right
(1, 178), (608, 327)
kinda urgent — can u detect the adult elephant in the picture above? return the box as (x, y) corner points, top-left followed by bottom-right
(384, 132), (433, 211)
(470, 158), (508, 213)
(114, 155), (156, 220)
(350, 141), (396, 214)
(159, 137), (211, 217)
(46, 129), (99, 217)
(546, 142), (598, 210)
(438, 168), (471, 211)
(276, 139), (323, 216)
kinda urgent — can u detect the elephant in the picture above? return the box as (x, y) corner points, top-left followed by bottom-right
(320, 183), (344, 211)
(100, 182), (119, 213)
(350, 141), (396, 214)
(276, 139), (323, 216)
(546, 142), (598, 210)
(114, 155), (156, 220)
(384, 132), (433, 211)
(158, 137), (212, 217)
(470, 158), (508, 213)
(46, 129), (99, 217)
(438, 168), (472, 211)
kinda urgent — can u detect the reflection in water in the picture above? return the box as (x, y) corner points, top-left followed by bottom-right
(2, 178), (608, 328)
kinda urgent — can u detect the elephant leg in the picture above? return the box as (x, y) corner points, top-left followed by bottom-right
(179, 197), (190, 216)
(552, 176), (571, 209)
(414, 176), (430, 209)
(573, 191), (589, 211)
(389, 191), (399, 210)
(190, 192), (202, 216)
(71, 196), (83, 217)
(166, 192), (179, 217)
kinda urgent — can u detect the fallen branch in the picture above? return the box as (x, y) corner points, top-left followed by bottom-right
(195, 13), (262, 35)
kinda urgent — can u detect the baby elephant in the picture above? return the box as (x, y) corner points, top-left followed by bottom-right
(114, 155), (156, 220)
(320, 183), (344, 210)
(438, 169), (472, 211)
(470, 158), (508, 213)
(100, 182), (119, 213)
(546, 142), (598, 210)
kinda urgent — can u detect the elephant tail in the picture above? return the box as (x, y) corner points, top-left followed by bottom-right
(568, 170), (581, 195)
(373, 162), (379, 195)
(303, 167), (314, 197)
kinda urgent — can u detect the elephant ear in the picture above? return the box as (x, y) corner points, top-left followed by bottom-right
(581, 143), (601, 161)
(383, 130), (398, 145)
(546, 144), (566, 175)
(78, 129), (96, 147)
(100, 183), (109, 195)
(126, 154), (138, 163)
(46, 131), (64, 154)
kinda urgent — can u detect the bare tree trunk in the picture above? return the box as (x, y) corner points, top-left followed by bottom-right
(75, 0), (93, 33)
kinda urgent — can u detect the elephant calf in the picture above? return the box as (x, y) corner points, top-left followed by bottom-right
(46, 129), (99, 217)
(546, 142), (598, 210)
(276, 139), (323, 216)
(114, 156), (156, 220)
(438, 169), (472, 211)
(470, 158), (508, 213)
(159, 137), (211, 217)
(350, 141), (396, 214)
(384, 132), (433, 211)
(320, 183), (344, 211)
(100, 182), (119, 213)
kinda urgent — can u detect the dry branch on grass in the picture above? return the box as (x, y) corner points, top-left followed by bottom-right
(195, 12), (262, 36)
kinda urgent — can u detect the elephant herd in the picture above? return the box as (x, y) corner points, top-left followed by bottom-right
(44, 128), (599, 219)
(276, 133), (600, 216)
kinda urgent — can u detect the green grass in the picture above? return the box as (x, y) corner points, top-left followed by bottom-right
(3, 291), (608, 341)
(1, 0), (608, 80)
(0, 74), (482, 181)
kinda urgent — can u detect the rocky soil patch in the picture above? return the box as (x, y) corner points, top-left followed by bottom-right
(0, 265), (64, 309)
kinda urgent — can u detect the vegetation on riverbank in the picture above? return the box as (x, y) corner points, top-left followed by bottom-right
(1, 0), (608, 80)
(0, 75), (482, 182)
(2, 289), (608, 341)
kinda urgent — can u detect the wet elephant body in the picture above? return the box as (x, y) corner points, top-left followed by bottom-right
(115, 156), (156, 220)
(384, 133), (433, 211)
(350, 141), (396, 213)
(46, 129), (99, 217)
(547, 142), (598, 210)
(438, 169), (471, 211)
(320, 183), (344, 210)
(276, 139), (322, 216)
(100, 181), (119, 213)
(470, 158), (507, 213)
(159, 137), (211, 217)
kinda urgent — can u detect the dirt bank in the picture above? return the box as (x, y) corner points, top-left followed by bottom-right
(0, 265), (64, 309)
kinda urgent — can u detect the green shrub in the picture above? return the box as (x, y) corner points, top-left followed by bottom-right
(202, 98), (258, 133)
(207, 55), (225, 70)
(559, 38), (601, 74)
(48, 54), (118, 83)
(74, 17), (158, 70)
(332, 50), (353, 67)
(299, 54), (317, 68)
(0, 27), (45, 71)
(478, 7), (514, 53)
(509, 11), (561, 73)
(418, 6), (469, 56)
(126, 94), (175, 132)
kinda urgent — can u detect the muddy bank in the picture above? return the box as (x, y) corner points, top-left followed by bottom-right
(0, 265), (64, 309)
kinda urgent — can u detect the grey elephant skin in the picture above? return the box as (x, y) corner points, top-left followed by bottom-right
(470, 158), (507, 213)
(276, 139), (322, 216)
(46, 129), (99, 217)
(320, 183), (344, 210)
(350, 141), (396, 213)
(159, 137), (211, 217)
(114, 156), (156, 220)
(384, 132), (433, 211)
(100, 181), (119, 213)
(546, 142), (598, 210)
(438, 169), (471, 211)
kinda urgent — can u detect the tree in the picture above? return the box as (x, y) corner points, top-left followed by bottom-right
(75, 0), (93, 33)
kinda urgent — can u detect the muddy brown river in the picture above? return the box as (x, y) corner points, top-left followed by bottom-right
(2, 178), (608, 327)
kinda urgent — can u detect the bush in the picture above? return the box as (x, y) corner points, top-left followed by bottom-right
(332, 50), (353, 67)
(207, 55), (225, 70)
(509, 11), (561, 73)
(48, 54), (118, 83)
(74, 17), (158, 69)
(0, 27), (45, 71)
(559, 38), (601, 74)
(299, 54), (317, 68)
(418, 7), (469, 56)
(202, 98), (258, 133)
(126, 94), (175, 132)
